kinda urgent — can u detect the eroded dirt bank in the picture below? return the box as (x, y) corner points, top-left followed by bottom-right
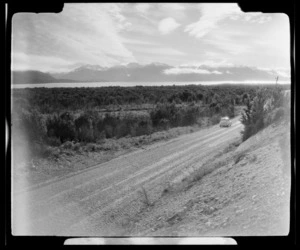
(123, 121), (291, 236)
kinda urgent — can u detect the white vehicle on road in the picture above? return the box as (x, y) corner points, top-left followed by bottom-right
(219, 117), (232, 127)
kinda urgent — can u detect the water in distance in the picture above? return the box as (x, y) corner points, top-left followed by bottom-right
(12, 81), (290, 88)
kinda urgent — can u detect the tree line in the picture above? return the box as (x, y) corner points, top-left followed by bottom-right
(12, 84), (290, 155)
(12, 84), (260, 113)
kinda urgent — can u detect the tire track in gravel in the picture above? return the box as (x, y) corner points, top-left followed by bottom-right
(14, 120), (238, 197)
(63, 138), (241, 236)
(14, 120), (241, 209)
(18, 122), (241, 219)
(32, 136), (240, 236)
(13, 119), (243, 235)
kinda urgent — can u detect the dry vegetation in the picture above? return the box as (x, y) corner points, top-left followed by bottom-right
(11, 84), (290, 188)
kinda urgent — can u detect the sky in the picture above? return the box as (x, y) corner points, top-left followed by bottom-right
(12, 3), (290, 78)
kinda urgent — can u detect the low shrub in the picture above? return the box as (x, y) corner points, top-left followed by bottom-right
(242, 118), (264, 141)
(210, 115), (221, 125)
(97, 140), (120, 151)
(46, 112), (76, 143)
(72, 142), (81, 151)
(43, 146), (60, 159)
(273, 107), (285, 122)
(138, 186), (152, 206)
(77, 126), (95, 142)
(39, 146), (56, 158)
(234, 151), (247, 164)
(46, 136), (61, 147)
(18, 108), (48, 144)
(158, 118), (170, 130)
(95, 131), (106, 143)
(61, 141), (73, 149)
(85, 143), (97, 152)
(104, 125), (114, 138)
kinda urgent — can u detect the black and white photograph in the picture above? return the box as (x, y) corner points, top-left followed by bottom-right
(10, 2), (292, 241)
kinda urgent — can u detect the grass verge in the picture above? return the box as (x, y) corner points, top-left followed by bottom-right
(163, 139), (241, 194)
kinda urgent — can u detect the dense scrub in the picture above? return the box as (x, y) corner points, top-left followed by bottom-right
(12, 84), (290, 157)
(12, 84), (261, 113)
(240, 86), (290, 141)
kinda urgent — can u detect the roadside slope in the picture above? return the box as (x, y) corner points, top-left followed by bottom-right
(126, 120), (291, 236)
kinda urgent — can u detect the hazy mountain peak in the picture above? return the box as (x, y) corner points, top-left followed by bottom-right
(74, 64), (107, 72)
(125, 62), (143, 68)
(149, 62), (170, 67)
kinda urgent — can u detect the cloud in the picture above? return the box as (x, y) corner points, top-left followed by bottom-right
(134, 3), (187, 22)
(121, 37), (158, 46)
(231, 12), (272, 23)
(12, 3), (136, 72)
(132, 3), (158, 26)
(185, 3), (272, 39)
(179, 60), (234, 68)
(164, 66), (223, 75)
(160, 3), (186, 11)
(126, 4), (186, 35)
(158, 17), (181, 34)
(135, 3), (151, 14)
(157, 3), (187, 21)
(12, 52), (76, 72)
(163, 63), (290, 82)
(164, 68), (210, 75)
(275, 70), (290, 78)
(257, 67), (291, 78)
(107, 3), (132, 30)
(211, 70), (222, 74)
(11, 3), (286, 73)
(203, 37), (250, 55)
(133, 47), (186, 56)
(184, 3), (241, 38)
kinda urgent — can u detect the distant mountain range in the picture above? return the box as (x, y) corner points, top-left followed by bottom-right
(12, 63), (289, 84)
(50, 63), (172, 82)
(12, 70), (79, 84)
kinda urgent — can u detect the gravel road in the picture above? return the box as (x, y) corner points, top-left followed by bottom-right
(12, 117), (243, 236)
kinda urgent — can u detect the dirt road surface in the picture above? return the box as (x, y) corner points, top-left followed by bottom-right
(13, 117), (244, 236)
